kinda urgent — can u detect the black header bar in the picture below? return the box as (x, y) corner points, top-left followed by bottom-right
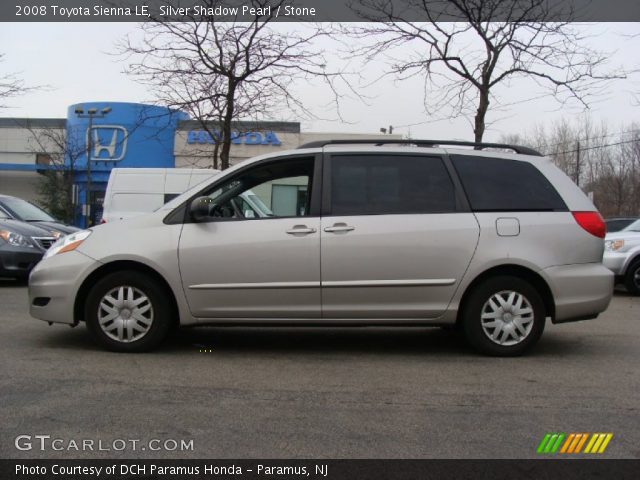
(3, 0), (640, 22)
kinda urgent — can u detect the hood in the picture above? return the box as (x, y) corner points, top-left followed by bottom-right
(28, 221), (81, 235)
(0, 218), (56, 237)
(90, 209), (161, 234)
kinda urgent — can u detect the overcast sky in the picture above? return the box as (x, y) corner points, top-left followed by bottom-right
(0, 22), (638, 142)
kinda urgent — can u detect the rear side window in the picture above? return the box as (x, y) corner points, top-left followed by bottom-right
(330, 155), (456, 215)
(451, 155), (567, 212)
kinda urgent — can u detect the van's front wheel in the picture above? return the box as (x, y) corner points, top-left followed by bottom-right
(84, 271), (172, 352)
(462, 276), (545, 356)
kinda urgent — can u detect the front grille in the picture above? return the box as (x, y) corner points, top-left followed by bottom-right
(32, 237), (56, 250)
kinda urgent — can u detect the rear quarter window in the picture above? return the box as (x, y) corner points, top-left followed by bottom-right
(451, 155), (567, 212)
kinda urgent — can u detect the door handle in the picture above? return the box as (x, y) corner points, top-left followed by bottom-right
(286, 225), (317, 235)
(324, 223), (355, 233)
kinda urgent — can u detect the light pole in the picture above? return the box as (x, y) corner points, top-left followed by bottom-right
(74, 106), (111, 227)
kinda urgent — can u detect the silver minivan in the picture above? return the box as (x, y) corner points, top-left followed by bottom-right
(28, 140), (613, 356)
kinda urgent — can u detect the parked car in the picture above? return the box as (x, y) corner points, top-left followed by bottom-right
(28, 139), (613, 356)
(101, 167), (272, 222)
(605, 216), (638, 233)
(1, 210), (57, 280)
(0, 194), (79, 236)
(603, 218), (640, 295)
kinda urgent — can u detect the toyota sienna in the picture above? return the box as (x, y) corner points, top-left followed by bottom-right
(28, 140), (614, 356)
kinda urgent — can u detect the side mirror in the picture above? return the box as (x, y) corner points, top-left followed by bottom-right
(190, 196), (213, 222)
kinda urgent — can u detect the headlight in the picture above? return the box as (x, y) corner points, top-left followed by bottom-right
(49, 230), (63, 239)
(0, 230), (34, 248)
(604, 239), (625, 251)
(43, 230), (92, 259)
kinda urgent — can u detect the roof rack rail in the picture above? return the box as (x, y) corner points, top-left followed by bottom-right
(297, 139), (543, 157)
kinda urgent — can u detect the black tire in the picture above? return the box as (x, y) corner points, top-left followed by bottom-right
(624, 260), (640, 296)
(439, 324), (461, 332)
(462, 276), (545, 357)
(84, 270), (173, 352)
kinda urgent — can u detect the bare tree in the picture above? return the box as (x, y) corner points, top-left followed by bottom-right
(0, 53), (39, 109)
(118, 0), (336, 170)
(343, 0), (626, 142)
(24, 123), (83, 223)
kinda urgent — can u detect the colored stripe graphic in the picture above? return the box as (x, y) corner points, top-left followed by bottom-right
(538, 433), (613, 454)
(574, 433), (589, 453)
(567, 433), (583, 453)
(544, 434), (558, 453)
(585, 433), (613, 453)
(560, 433), (575, 453)
(550, 434), (565, 453)
(584, 434), (599, 453)
(537, 433), (565, 454)
(598, 434), (613, 453)
(537, 434), (552, 453)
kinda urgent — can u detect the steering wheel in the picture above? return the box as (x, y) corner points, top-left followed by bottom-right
(210, 204), (235, 218)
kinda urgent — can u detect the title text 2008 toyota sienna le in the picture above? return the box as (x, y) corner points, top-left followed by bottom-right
(28, 140), (613, 356)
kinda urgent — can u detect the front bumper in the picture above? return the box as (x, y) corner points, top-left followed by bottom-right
(0, 245), (43, 278)
(602, 251), (628, 276)
(543, 263), (613, 323)
(28, 250), (100, 325)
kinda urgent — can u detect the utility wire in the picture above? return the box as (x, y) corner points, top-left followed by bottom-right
(546, 139), (639, 157)
(389, 122), (640, 149)
(538, 128), (640, 152)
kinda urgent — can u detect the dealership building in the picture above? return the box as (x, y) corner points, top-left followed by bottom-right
(0, 102), (395, 227)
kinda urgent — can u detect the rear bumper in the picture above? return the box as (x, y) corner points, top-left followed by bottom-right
(0, 246), (43, 278)
(543, 263), (614, 324)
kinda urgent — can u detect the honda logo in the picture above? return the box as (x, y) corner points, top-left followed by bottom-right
(86, 126), (128, 161)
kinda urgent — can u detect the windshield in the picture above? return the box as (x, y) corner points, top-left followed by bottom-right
(622, 219), (640, 232)
(1, 197), (56, 222)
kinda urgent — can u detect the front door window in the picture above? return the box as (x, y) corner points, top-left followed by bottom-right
(200, 157), (314, 220)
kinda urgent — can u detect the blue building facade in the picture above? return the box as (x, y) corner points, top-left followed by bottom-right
(66, 102), (188, 226)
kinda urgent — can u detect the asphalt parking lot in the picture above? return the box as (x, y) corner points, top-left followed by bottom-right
(0, 279), (638, 459)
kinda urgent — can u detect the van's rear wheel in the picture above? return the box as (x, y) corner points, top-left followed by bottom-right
(85, 271), (172, 352)
(462, 276), (545, 356)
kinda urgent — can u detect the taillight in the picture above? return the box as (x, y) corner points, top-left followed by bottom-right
(100, 219), (106, 224)
(572, 211), (606, 238)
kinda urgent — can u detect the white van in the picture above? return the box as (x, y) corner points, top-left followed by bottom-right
(101, 168), (272, 222)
